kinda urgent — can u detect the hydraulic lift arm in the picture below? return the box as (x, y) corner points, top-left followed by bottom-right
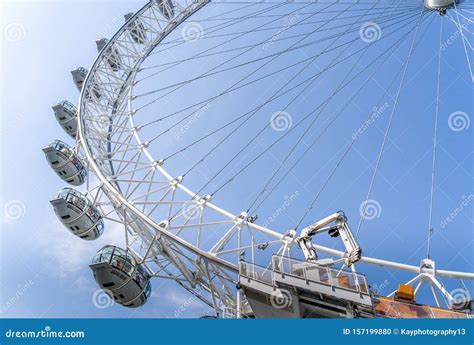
(296, 211), (361, 266)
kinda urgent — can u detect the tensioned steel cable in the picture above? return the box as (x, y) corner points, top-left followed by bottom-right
(139, 6), (418, 84)
(179, 1), (362, 178)
(134, 13), (420, 137)
(98, 4), (416, 185)
(161, 9), (421, 163)
(427, 18), (443, 260)
(202, 0), (389, 195)
(355, 3), (426, 237)
(208, 12), (424, 200)
(134, 3), (335, 128)
(130, 2), (422, 227)
(143, 6), (418, 71)
(146, 4), (420, 66)
(149, 2), (419, 53)
(136, 6), (417, 98)
(165, 1), (363, 222)
(136, 1), (315, 86)
(246, 0), (408, 214)
(213, 15), (425, 205)
(147, 2), (289, 53)
(452, 0), (473, 82)
(138, 1), (348, 144)
(288, 12), (436, 228)
(136, 7), (420, 140)
(188, 3), (423, 23)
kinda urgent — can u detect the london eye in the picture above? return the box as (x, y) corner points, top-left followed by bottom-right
(43, 0), (474, 318)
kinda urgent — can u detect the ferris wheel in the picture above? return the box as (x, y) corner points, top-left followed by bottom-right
(43, 0), (474, 318)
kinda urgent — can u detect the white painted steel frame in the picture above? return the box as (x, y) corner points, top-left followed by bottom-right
(77, 0), (474, 314)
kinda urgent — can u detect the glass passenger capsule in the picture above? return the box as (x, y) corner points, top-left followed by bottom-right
(50, 188), (104, 240)
(42, 140), (87, 185)
(52, 100), (78, 138)
(90, 245), (152, 307)
(124, 13), (147, 44)
(96, 38), (122, 71)
(71, 67), (88, 92)
(158, 0), (175, 20)
(71, 67), (101, 99)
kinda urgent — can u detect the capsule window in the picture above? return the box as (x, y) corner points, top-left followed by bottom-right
(61, 214), (71, 220)
(103, 282), (115, 288)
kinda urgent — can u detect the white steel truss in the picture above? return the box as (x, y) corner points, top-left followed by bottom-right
(74, 0), (474, 316)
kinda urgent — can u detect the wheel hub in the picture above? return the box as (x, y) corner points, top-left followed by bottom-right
(424, 0), (456, 15)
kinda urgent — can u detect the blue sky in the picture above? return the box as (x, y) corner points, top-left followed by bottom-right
(0, 0), (472, 318)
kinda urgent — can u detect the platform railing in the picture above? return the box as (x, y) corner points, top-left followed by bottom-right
(239, 255), (369, 295)
(271, 255), (369, 295)
(239, 257), (472, 318)
(239, 261), (274, 286)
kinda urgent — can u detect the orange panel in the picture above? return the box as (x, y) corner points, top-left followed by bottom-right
(402, 304), (432, 318)
(396, 284), (414, 301)
(431, 307), (469, 319)
(376, 297), (471, 319)
(374, 298), (399, 318)
(396, 303), (419, 318)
